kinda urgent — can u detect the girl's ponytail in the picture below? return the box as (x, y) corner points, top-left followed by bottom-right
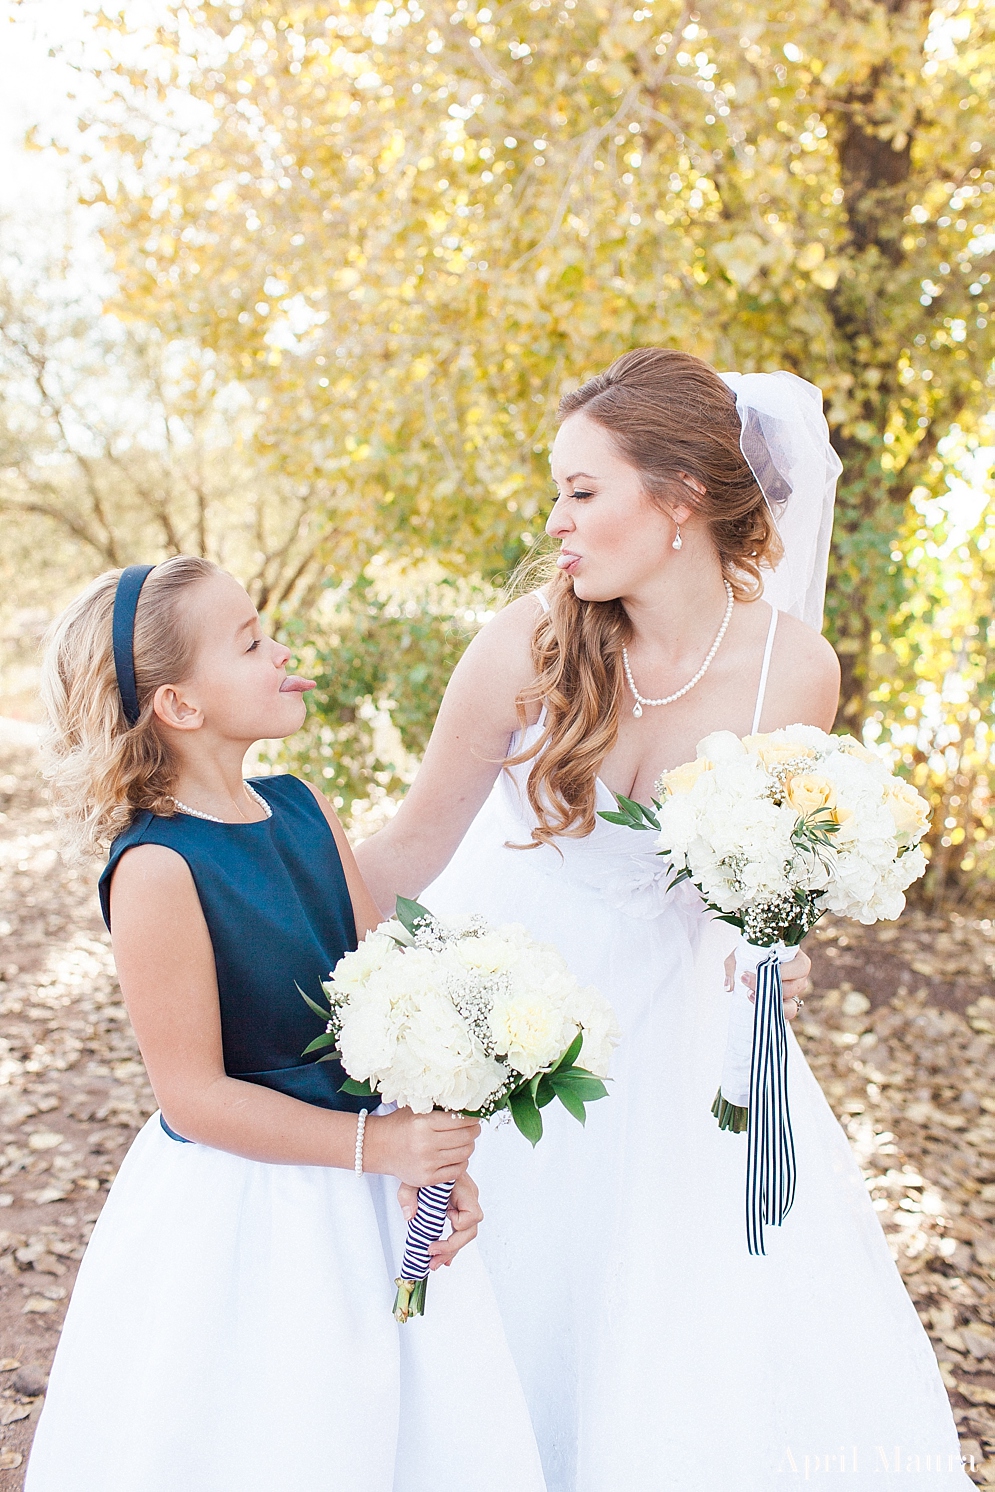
(41, 555), (218, 857)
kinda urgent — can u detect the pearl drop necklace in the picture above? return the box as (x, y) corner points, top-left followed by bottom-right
(622, 580), (735, 718)
(170, 782), (272, 823)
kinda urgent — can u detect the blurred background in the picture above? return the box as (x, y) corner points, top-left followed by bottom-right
(0, 0), (992, 884)
(0, 3), (993, 1480)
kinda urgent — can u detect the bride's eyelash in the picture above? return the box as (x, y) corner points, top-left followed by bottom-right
(571, 489), (593, 500)
(247, 639), (261, 652)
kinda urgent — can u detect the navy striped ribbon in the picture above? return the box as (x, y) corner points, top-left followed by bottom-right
(399, 1180), (455, 1281)
(745, 951), (797, 1256)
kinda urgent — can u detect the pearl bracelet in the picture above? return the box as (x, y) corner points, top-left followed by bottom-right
(354, 1108), (369, 1176)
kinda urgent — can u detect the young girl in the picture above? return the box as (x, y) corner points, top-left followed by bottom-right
(27, 556), (545, 1492)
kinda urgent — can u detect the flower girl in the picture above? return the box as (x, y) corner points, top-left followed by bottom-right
(26, 557), (544, 1492)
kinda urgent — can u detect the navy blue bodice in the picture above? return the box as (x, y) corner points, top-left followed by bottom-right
(99, 774), (369, 1115)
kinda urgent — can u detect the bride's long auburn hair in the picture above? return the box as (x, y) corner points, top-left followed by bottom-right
(506, 347), (784, 848)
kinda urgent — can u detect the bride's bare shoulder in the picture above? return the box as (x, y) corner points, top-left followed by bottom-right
(766, 611), (840, 731)
(462, 591), (543, 665)
(444, 590), (543, 715)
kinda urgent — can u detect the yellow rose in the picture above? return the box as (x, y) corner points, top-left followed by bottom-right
(744, 735), (817, 768)
(786, 773), (837, 816)
(883, 780), (930, 840)
(658, 757), (713, 796)
(836, 736), (881, 766)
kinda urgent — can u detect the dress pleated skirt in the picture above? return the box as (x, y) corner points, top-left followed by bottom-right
(26, 1115), (546, 1492)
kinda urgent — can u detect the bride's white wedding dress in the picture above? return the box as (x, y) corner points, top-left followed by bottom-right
(424, 600), (970, 1491)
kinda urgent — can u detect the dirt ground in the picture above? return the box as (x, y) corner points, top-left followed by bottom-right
(0, 729), (993, 1485)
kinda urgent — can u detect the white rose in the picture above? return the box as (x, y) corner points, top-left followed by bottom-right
(771, 723), (834, 752)
(696, 730), (748, 762)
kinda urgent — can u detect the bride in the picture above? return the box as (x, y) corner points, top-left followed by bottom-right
(356, 349), (970, 1489)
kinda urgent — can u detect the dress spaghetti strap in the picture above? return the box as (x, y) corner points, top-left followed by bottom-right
(751, 603), (779, 735)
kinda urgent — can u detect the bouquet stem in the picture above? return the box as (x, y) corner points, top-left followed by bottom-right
(711, 1089), (748, 1132)
(393, 1276), (427, 1322)
(392, 1178), (455, 1323)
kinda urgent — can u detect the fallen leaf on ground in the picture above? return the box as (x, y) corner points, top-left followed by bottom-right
(21, 1295), (56, 1314)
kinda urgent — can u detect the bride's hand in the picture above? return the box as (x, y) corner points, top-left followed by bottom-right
(723, 947), (812, 1022)
(396, 1172), (484, 1270)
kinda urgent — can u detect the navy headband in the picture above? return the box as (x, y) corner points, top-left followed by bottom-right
(112, 564), (155, 727)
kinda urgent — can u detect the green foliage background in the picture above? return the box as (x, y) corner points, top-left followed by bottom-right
(1, 0), (993, 899)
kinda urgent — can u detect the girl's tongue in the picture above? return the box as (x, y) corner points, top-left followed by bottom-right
(279, 676), (316, 694)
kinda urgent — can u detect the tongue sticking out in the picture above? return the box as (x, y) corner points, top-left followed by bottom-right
(279, 676), (316, 694)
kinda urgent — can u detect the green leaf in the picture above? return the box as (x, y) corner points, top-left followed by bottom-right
(550, 1070), (608, 1102)
(339, 1076), (376, 1096)
(553, 1082), (587, 1124)
(535, 1075), (557, 1108)
(509, 1088), (544, 1146)
(602, 792), (662, 832)
(302, 1032), (338, 1055)
(297, 981), (331, 1021)
(394, 894), (434, 937)
(633, 797), (662, 830)
(554, 1030), (584, 1072)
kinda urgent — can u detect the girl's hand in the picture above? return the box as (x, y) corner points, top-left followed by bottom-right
(365, 1108), (480, 1188)
(395, 1172), (484, 1270)
(723, 947), (812, 1022)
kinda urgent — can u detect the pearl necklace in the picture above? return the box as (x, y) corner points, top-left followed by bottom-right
(170, 782), (272, 823)
(622, 580), (735, 718)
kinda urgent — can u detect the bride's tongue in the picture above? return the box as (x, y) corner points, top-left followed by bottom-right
(279, 676), (316, 694)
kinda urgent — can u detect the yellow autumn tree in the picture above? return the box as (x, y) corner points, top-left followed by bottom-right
(31, 0), (995, 886)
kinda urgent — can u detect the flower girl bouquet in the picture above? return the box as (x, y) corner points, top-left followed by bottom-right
(303, 896), (620, 1319)
(601, 725), (929, 1254)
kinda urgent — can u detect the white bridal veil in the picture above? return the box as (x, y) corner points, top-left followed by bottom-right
(719, 370), (842, 631)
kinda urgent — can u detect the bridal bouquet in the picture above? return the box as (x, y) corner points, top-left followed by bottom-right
(602, 725), (929, 1253)
(302, 896), (619, 1319)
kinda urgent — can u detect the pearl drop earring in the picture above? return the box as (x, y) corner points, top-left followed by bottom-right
(672, 523), (683, 552)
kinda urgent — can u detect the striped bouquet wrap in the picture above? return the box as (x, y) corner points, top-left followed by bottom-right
(303, 896), (620, 1320)
(601, 723), (930, 1255)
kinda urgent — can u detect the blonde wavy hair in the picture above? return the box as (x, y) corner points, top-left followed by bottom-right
(507, 348), (784, 848)
(40, 556), (219, 857)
